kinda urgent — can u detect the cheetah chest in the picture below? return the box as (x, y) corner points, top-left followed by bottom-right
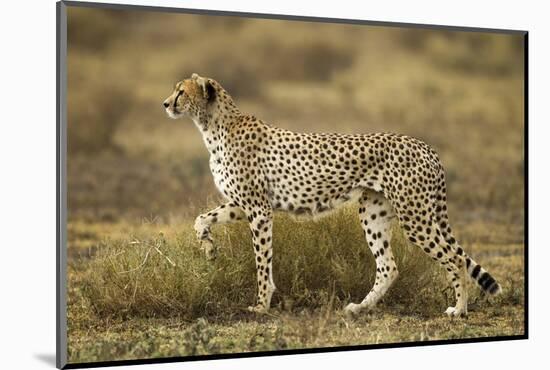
(209, 155), (230, 197)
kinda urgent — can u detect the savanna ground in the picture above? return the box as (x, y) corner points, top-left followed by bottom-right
(66, 6), (525, 364)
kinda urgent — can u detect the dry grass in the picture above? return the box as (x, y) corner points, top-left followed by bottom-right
(67, 305), (524, 364)
(72, 207), (447, 320)
(65, 5), (525, 365)
(67, 209), (524, 364)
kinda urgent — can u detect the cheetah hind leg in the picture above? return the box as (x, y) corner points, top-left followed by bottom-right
(398, 218), (469, 317)
(344, 191), (398, 318)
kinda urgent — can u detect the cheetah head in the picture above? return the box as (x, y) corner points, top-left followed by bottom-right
(163, 73), (215, 120)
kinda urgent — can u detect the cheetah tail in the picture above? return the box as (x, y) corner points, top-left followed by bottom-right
(465, 254), (502, 295)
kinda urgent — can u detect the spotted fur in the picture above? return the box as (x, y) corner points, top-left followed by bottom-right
(163, 74), (501, 317)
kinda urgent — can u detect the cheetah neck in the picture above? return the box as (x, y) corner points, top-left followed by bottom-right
(192, 102), (237, 157)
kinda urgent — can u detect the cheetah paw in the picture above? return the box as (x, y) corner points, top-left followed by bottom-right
(445, 306), (467, 317)
(248, 304), (268, 314)
(344, 303), (363, 318)
(199, 240), (217, 260)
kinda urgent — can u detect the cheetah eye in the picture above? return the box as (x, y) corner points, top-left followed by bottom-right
(174, 90), (184, 103)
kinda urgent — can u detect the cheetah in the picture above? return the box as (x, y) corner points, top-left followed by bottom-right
(163, 73), (502, 317)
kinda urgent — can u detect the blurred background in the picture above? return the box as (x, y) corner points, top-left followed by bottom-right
(67, 6), (524, 231)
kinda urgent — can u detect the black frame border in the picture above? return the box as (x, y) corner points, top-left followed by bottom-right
(56, 1), (529, 369)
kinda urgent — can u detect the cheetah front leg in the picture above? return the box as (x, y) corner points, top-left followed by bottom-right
(245, 209), (276, 314)
(194, 202), (245, 260)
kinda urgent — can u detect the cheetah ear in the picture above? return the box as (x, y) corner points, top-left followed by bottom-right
(192, 73), (215, 102)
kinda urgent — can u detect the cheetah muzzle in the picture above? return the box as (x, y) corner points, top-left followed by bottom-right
(163, 73), (502, 317)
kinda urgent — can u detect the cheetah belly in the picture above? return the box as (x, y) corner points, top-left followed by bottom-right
(268, 181), (364, 218)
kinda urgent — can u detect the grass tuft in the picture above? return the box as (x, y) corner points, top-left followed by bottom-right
(77, 206), (449, 320)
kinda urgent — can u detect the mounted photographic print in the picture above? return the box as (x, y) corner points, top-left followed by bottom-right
(56, 1), (528, 368)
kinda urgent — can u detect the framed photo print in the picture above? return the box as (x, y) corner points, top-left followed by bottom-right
(57, 1), (527, 368)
